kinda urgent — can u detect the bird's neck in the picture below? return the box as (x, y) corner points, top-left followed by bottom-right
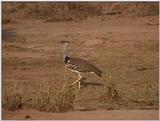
(64, 43), (68, 62)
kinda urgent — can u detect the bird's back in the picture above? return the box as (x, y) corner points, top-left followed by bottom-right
(65, 56), (102, 77)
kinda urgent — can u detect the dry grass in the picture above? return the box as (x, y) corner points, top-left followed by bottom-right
(2, 2), (105, 22)
(2, 82), (23, 111)
(2, 80), (76, 112)
(98, 80), (159, 110)
(105, 2), (159, 16)
(2, 2), (159, 23)
(99, 82), (120, 102)
(98, 76), (122, 110)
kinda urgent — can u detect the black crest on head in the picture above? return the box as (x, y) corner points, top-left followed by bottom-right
(57, 40), (69, 45)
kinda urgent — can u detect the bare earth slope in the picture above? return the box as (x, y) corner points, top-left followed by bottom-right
(3, 109), (159, 120)
(2, 15), (159, 119)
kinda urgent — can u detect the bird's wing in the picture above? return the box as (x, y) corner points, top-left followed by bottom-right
(67, 57), (102, 77)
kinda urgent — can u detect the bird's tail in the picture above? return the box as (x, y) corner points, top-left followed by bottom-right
(89, 64), (102, 77)
(95, 68), (102, 77)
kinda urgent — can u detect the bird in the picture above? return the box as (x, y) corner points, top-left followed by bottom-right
(57, 40), (102, 89)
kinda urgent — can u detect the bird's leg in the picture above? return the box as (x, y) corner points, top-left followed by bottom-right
(78, 74), (82, 90)
(70, 73), (82, 88)
(62, 65), (68, 90)
(78, 73), (82, 90)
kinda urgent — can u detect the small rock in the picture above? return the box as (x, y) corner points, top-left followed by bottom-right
(24, 115), (31, 119)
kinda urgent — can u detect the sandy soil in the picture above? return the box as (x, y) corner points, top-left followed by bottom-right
(2, 15), (159, 119)
(2, 109), (159, 120)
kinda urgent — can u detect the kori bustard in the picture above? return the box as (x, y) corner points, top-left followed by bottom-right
(57, 40), (102, 89)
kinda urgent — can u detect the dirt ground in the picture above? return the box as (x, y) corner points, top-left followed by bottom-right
(2, 14), (159, 119)
(2, 109), (159, 120)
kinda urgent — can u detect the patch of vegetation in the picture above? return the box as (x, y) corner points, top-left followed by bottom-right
(2, 2), (105, 22)
(2, 80), (76, 112)
(2, 82), (23, 110)
(98, 78), (159, 110)
(2, 2), (158, 23)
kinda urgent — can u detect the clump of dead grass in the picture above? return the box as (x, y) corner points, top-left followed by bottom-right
(99, 82), (120, 103)
(105, 2), (159, 16)
(2, 2), (105, 22)
(98, 81), (123, 110)
(2, 80), (76, 112)
(2, 2), (158, 23)
(2, 82), (23, 111)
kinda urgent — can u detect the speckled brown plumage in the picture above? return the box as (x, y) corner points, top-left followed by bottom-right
(65, 56), (102, 77)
